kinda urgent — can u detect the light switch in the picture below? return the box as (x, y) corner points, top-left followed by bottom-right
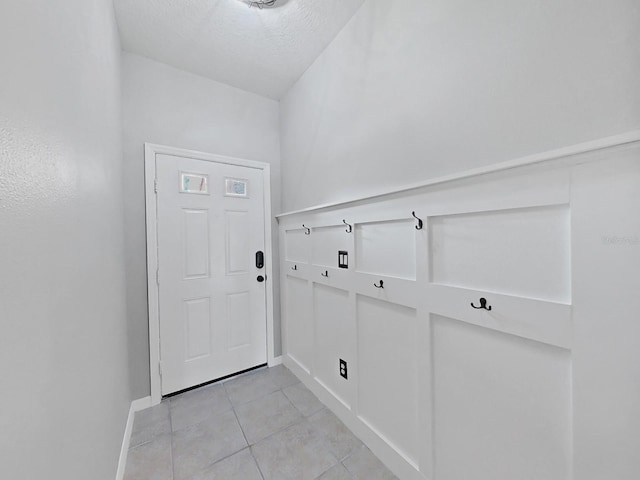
(338, 250), (348, 269)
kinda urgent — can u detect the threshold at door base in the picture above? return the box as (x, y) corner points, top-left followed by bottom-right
(163, 363), (268, 399)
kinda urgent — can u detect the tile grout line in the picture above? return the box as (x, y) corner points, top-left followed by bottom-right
(311, 452), (344, 480)
(192, 446), (258, 479)
(228, 391), (266, 480)
(168, 400), (176, 480)
(245, 384), (346, 480)
(169, 433), (175, 480)
(230, 406), (251, 449)
(177, 415), (293, 478)
(250, 445), (267, 480)
(174, 381), (250, 479)
(242, 387), (308, 446)
(232, 384), (311, 478)
(210, 382), (259, 476)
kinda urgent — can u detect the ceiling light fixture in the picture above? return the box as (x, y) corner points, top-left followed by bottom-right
(244, 0), (278, 8)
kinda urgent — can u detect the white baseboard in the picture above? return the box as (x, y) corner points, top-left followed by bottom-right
(131, 396), (153, 412)
(115, 396), (153, 480)
(269, 355), (283, 367)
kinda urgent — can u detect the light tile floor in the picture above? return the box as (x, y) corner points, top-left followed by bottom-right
(124, 365), (398, 480)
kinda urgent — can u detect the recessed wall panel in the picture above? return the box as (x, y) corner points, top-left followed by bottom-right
(225, 210), (249, 275)
(183, 209), (209, 279)
(356, 220), (416, 279)
(227, 291), (251, 349)
(430, 205), (570, 302)
(286, 276), (313, 370)
(184, 297), (211, 360)
(357, 295), (418, 463)
(286, 229), (310, 263)
(314, 284), (353, 407)
(432, 315), (571, 480)
(312, 226), (350, 268)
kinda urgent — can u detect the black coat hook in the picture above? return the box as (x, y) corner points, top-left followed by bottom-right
(374, 280), (384, 288)
(412, 211), (423, 230)
(291, 265), (297, 271)
(321, 270), (329, 277)
(343, 219), (352, 233)
(302, 224), (310, 235)
(471, 297), (492, 311)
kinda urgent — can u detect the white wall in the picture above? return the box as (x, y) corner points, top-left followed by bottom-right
(0, 1), (131, 479)
(280, 0), (640, 211)
(571, 150), (640, 480)
(122, 53), (282, 399)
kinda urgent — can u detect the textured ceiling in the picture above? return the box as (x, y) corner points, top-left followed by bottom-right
(114, 0), (366, 99)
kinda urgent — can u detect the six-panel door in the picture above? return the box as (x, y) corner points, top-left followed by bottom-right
(156, 154), (267, 395)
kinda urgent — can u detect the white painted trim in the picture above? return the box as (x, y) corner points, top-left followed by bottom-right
(276, 129), (640, 218)
(145, 142), (276, 171)
(144, 143), (275, 406)
(132, 396), (153, 412)
(262, 163), (277, 368)
(144, 144), (161, 406)
(115, 396), (152, 480)
(268, 355), (283, 367)
(115, 405), (134, 480)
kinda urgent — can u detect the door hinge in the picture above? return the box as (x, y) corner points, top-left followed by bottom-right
(156, 268), (160, 285)
(159, 361), (163, 378)
(154, 178), (158, 194)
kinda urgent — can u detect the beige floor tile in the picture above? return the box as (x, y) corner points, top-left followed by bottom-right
(235, 390), (303, 444)
(189, 448), (262, 480)
(252, 421), (338, 480)
(172, 409), (247, 480)
(283, 382), (324, 417)
(124, 434), (172, 480)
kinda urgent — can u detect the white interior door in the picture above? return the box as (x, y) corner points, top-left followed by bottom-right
(156, 153), (267, 395)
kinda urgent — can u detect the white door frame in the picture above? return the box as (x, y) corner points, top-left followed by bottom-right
(144, 143), (276, 405)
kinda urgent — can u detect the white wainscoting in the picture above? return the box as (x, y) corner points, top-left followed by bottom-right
(278, 136), (640, 480)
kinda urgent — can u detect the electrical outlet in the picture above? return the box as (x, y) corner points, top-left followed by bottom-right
(339, 359), (348, 380)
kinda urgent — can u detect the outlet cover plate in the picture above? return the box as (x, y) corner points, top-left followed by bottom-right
(339, 359), (348, 379)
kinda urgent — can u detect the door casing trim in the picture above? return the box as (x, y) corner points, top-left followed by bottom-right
(144, 143), (276, 405)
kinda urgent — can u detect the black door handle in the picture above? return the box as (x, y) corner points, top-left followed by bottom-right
(256, 251), (264, 269)
(257, 275), (265, 283)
